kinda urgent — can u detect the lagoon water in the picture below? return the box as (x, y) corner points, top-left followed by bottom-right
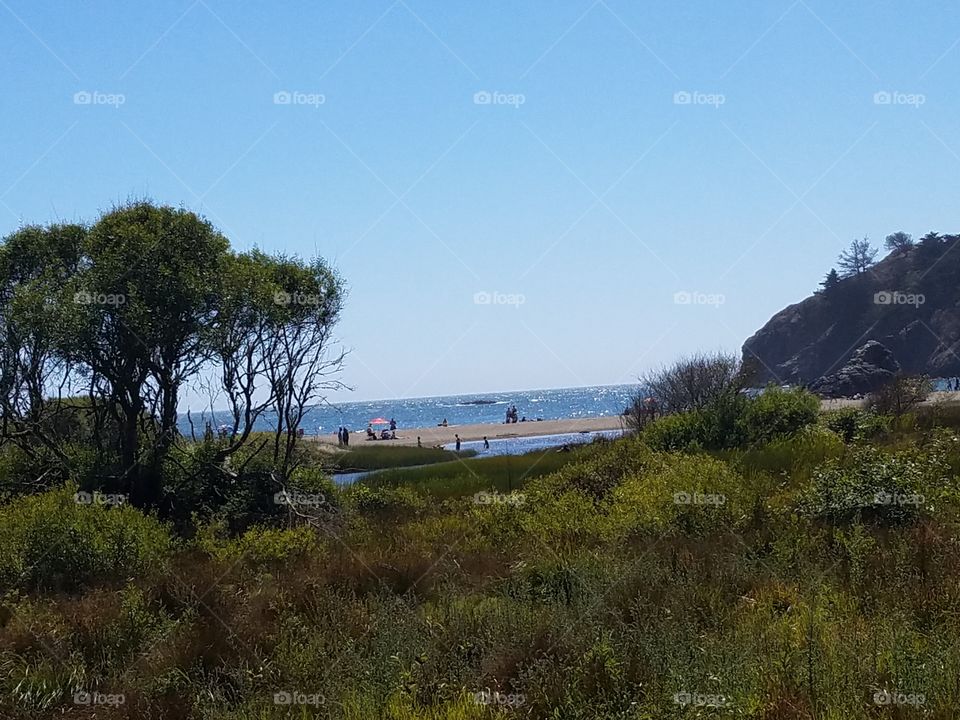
(179, 384), (638, 437)
(333, 428), (626, 485)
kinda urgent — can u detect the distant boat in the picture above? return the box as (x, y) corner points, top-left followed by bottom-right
(458, 399), (499, 405)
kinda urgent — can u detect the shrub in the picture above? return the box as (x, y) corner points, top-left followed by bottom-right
(867, 374), (932, 418)
(801, 448), (938, 526)
(200, 523), (319, 565)
(0, 484), (172, 593)
(644, 386), (819, 452)
(821, 408), (890, 442)
(628, 351), (751, 428)
(739, 386), (819, 444)
(643, 411), (707, 452)
(347, 484), (426, 518)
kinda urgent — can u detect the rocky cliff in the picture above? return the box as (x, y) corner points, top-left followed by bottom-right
(742, 235), (960, 392)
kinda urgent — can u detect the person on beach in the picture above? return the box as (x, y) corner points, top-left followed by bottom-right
(483, 436), (489, 449)
(455, 434), (461, 451)
(440, 418), (448, 427)
(417, 436), (422, 448)
(337, 427), (343, 446)
(343, 427), (349, 446)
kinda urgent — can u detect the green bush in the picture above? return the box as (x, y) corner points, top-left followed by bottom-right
(739, 386), (819, 444)
(0, 484), (172, 592)
(644, 386), (820, 452)
(643, 411), (707, 452)
(801, 448), (939, 526)
(821, 407), (890, 442)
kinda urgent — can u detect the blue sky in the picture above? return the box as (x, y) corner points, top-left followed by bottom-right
(2, 0), (959, 403)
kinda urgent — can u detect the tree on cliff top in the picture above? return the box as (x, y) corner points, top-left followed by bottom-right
(837, 237), (878, 277)
(884, 231), (914, 253)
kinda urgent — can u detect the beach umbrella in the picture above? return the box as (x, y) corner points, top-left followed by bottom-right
(369, 418), (389, 424)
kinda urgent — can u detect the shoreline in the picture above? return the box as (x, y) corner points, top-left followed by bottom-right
(313, 391), (960, 450)
(315, 415), (629, 448)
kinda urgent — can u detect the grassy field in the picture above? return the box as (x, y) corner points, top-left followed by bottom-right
(4, 409), (960, 717)
(326, 445), (477, 472)
(360, 444), (595, 497)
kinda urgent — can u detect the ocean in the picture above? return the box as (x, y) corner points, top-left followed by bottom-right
(179, 383), (639, 437)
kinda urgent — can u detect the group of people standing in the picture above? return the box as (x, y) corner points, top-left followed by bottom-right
(336, 426), (350, 446)
(504, 405), (520, 423)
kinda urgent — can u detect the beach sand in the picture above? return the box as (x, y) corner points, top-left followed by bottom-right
(315, 415), (630, 448)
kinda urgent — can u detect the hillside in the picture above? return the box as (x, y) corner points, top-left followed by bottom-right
(743, 234), (960, 391)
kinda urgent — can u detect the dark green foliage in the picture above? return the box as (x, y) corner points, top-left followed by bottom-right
(0, 485), (171, 593)
(821, 407), (889, 442)
(801, 448), (941, 526)
(644, 386), (820, 451)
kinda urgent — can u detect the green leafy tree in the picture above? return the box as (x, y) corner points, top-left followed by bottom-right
(0, 201), (346, 510)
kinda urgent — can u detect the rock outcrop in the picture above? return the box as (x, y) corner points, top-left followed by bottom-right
(743, 236), (960, 392)
(809, 341), (900, 397)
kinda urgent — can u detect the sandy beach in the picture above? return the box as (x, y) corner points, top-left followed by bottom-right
(316, 415), (629, 448)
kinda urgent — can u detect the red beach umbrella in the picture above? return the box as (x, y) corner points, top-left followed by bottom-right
(369, 418), (389, 424)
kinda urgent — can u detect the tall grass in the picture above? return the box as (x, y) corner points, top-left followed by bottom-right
(3, 426), (960, 718)
(329, 445), (477, 472)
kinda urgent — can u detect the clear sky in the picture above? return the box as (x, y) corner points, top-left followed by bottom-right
(2, 1), (959, 403)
